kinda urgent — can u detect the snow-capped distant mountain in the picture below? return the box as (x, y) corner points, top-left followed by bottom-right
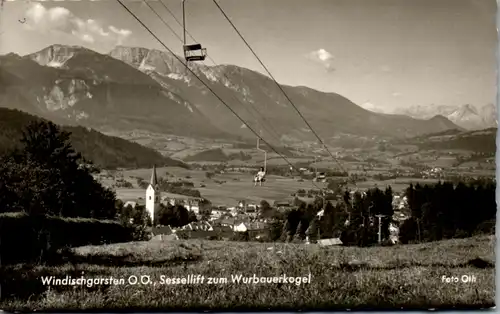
(359, 102), (389, 114)
(392, 104), (496, 130)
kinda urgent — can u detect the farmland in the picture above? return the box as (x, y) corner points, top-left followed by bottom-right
(111, 167), (328, 206)
(0, 235), (494, 311)
(100, 162), (491, 206)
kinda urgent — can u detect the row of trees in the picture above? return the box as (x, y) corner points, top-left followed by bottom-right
(137, 177), (202, 198)
(258, 186), (394, 246)
(400, 180), (495, 243)
(260, 177), (496, 246)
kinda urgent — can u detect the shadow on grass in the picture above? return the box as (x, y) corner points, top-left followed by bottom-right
(60, 252), (203, 267)
(36, 248), (204, 268)
(0, 251), (204, 302)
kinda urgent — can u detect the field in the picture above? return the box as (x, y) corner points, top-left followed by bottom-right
(106, 166), (455, 206)
(0, 235), (495, 311)
(106, 157), (493, 206)
(116, 167), (327, 206)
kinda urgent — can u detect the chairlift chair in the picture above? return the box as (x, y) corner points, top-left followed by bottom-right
(254, 137), (267, 186)
(256, 137), (267, 173)
(182, 0), (207, 63)
(183, 44), (207, 62)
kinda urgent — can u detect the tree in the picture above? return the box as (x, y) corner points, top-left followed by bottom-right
(306, 217), (319, 243)
(294, 220), (308, 241)
(259, 200), (272, 217)
(319, 201), (336, 238)
(187, 210), (198, 223)
(269, 220), (283, 241)
(293, 197), (305, 208)
(0, 121), (117, 219)
(198, 199), (212, 220)
(281, 219), (293, 242)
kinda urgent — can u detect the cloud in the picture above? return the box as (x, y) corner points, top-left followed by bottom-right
(306, 48), (335, 72)
(24, 3), (132, 47)
(392, 92), (402, 97)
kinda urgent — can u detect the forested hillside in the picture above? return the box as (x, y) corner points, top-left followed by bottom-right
(0, 108), (186, 169)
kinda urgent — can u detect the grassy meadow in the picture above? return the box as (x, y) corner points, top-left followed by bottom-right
(0, 235), (494, 310)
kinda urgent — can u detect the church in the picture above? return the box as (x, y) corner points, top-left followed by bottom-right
(145, 165), (161, 224)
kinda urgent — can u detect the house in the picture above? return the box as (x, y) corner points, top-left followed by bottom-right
(211, 207), (230, 219)
(151, 225), (179, 241)
(313, 172), (326, 182)
(389, 222), (399, 244)
(219, 218), (236, 228)
(183, 198), (203, 213)
(317, 238), (343, 246)
(233, 222), (248, 232)
(212, 225), (234, 238)
(237, 200), (247, 209)
(162, 197), (203, 214)
(178, 221), (213, 231)
(274, 201), (291, 211)
(234, 222), (269, 238)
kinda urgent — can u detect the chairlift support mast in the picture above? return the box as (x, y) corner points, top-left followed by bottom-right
(375, 214), (387, 244)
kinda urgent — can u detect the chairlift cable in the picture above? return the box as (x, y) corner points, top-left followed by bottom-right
(143, 0), (183, 43)
(154, 0), (285, 147)
(117, 0), (326, 193)
(212, 0), (355, 186)
(144, 0), (283, 147)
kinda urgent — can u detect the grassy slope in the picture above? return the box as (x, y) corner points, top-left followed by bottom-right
(0, 235), (494, 310)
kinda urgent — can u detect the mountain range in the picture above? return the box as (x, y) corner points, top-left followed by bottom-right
(360, 102), (497, 131)
(0, 44), (463, 145)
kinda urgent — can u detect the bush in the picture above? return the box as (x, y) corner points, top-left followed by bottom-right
(230, 231), (249, 242)
(474, 219), (495, 235)
(399, 218), (419, 244)
(0, 212), (135, 265)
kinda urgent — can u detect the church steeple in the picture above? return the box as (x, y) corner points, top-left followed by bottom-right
(150, 164), (158, 188)
(146, 165), (161, 226)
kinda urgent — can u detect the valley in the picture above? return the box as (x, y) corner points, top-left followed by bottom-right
(94, 127), (496, 207)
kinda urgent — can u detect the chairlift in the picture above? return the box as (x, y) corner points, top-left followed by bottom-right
(256, 137), (267, 172)
(182, 0), (207, 63)
(254, 137), (267, 186)
(184, 44), (207, 62)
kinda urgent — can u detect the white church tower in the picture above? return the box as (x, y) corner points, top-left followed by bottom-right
(145, 165), (161, 225)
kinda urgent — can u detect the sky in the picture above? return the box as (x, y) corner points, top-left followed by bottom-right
(0, 0), (497, 111)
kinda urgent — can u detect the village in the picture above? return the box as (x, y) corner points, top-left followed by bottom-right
(121, 166), (407, 246)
